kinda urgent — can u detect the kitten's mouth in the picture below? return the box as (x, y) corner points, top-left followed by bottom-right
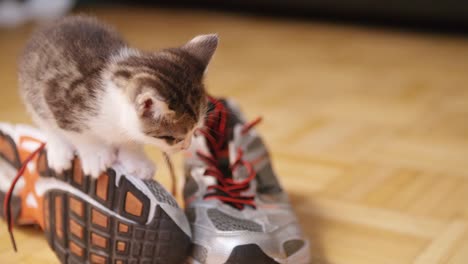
(164, 146), (184, 155)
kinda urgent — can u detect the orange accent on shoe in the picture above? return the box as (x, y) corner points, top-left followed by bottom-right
(17, 135), (47, 229)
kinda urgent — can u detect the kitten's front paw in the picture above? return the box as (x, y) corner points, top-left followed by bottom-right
(79, 147), (117, 178)
(118, 149), (155, 180)
(47, 142), (75, 174)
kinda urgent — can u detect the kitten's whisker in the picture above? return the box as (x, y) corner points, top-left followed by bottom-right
(203, 116), (220, 122)
(206, 103), (236, 116)
(202, 126), (224, 137)
(213, 108), (236, 116)
(197, 119), (221, 134)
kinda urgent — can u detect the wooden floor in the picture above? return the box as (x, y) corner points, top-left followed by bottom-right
(1, 7), (468, 264)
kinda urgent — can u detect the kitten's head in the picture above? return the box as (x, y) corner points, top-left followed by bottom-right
(111, 34), (218, 153)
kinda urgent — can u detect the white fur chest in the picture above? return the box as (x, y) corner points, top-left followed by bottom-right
(87, 81), (143, 146)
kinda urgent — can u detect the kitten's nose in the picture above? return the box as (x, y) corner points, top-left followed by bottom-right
(182, 137), (192, 150)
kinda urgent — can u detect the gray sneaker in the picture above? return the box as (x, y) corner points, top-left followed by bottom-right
(0, 122), (192, 264)
(183, 97), (310, 264)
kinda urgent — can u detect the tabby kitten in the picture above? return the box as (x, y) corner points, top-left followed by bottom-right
(18, 15), (216, 179)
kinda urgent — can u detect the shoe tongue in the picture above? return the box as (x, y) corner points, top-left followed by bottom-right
(229, 141), (248, 181)
(229, 140), (257, 197)
(206, 98), (257, 181)
(190, 134), (210, 154)
(229, 124), (258, 182)
(209, 98), (245, 141)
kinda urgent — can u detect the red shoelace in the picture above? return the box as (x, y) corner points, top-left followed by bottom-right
(196, 97), (262, 209)
(4, 142), (46, 251)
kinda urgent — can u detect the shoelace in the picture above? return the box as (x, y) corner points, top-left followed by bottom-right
(196, 97), (262, 209)
(163, 152), (177, 197)
(4, 142), (46, 252)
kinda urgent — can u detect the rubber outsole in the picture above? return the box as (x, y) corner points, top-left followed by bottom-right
(0, 129), (22, 222)
(0, 129), (21, 169)
(189, 243), (280, 264)
(225, 244), (279, 264)
(0, 131), (191, 264)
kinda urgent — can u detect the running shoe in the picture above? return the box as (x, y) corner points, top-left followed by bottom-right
(183, 98), (310, 264)
(0, 122), (191, 264)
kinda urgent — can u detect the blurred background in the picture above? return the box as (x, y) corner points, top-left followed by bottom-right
(1, 1), (468, 263)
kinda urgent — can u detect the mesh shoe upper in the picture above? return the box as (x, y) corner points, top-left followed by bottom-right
(207, 208), (262, 232)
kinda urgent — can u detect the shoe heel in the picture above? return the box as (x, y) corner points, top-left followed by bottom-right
(0, 131), (22, 223)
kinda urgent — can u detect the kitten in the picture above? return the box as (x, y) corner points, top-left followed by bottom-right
(18, 15), (216, 179)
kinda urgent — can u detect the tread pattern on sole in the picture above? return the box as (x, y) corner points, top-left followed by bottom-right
(0, 131), (191, 264)
(37, 149), (192, 264)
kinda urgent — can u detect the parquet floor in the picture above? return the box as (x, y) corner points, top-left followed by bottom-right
(1, 7), (468, 264)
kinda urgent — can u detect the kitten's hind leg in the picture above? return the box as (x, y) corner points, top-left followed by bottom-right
(117, 144), (155, 180)
(43, 129), (75, 174)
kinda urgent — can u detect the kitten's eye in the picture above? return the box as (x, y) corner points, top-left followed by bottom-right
(157, 135), (176, 142)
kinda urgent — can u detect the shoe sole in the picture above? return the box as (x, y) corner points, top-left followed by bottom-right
(0, 130), (22, 221)
(0, 129), (192, 264)
(189, 240), (311, 264)
(189, 243), (280, 264)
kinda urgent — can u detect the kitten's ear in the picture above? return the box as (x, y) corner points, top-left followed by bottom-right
(183, 34), (219, 69)
(136, 92), (174, 118)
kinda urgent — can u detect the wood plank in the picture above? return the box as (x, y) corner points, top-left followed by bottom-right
(1, 6), (468, 264)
